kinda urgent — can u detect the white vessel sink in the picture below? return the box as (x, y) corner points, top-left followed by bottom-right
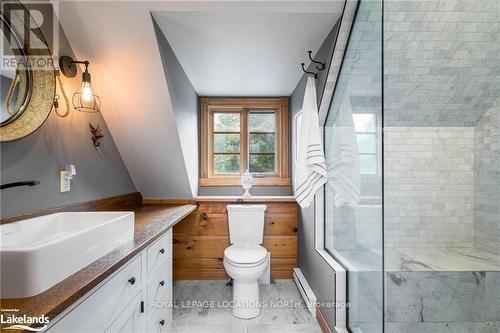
(0, 212), (134, 299)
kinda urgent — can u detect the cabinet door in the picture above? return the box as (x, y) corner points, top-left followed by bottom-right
(48, 255), (142, 333)
(106, 293), (144, 333)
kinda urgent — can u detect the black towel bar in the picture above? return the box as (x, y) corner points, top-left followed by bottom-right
(0, 180), (40, 190)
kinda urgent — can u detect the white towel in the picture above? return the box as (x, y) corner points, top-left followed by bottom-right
(327, 97), (360, 207)
(295, 76), (327, 208)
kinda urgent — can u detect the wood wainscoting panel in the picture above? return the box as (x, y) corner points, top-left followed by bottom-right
(173, 200), (298, 280)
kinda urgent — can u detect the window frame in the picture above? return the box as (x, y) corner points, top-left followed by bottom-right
(200, 97), (290, 186)
(248, 109), (278, 175)
(210, 108), (244, 176)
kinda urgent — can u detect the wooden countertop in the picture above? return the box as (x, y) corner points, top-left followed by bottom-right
(0, 204), (197, 331)
(194, 196), (297, 203)
(143, 196), (298, 204)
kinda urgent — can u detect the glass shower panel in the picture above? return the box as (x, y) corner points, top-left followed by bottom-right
(383, 0), (500, 332)
(323, 0), (383, 332)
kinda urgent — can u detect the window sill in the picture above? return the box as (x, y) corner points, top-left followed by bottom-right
(199, 177), (291, 187)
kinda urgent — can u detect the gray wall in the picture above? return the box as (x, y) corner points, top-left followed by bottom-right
(153, 17), (199, 197)
(198, 186), (291, 197)
(1, 75), (18, 122)
(290, 23), (340, 328)
(153, 16), (291, 198)
(0, 2), (136, 218)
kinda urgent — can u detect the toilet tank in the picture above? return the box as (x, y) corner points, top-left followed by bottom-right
(227, 204), (267, 245)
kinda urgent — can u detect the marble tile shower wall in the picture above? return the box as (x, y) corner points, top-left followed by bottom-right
(384, 127), (475, 248)
(474, 105), (500, 255)
(384, 0), (500, 127)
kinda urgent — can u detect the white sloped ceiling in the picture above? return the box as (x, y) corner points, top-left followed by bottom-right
(56, 1), (343, 198)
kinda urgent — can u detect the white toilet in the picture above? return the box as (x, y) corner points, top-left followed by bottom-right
(224, 204), (268, 319)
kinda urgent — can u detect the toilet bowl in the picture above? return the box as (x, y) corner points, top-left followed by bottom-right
(224, 204), (268, 319)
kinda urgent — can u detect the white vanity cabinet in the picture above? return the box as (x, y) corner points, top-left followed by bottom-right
(47, 230), (173, 333)
(105, 293), (144, 333)
(146, 230), (173, 333)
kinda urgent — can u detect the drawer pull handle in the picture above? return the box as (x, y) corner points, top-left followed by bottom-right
(128, 277), (136, 285)
(201, 213), (208, 220)
(159, 248), (165, 254)
(159, 319), (165, 326)
(159, 280), (165, 287)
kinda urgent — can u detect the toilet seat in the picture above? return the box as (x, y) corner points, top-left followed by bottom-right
(224, 245), (267, 267)
(224, 256), (268, 268)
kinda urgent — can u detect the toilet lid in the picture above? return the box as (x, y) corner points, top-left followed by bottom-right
(224, 245), (267, 264)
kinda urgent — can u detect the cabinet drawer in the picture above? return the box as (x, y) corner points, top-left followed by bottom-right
(147, 231), (171, 274)
(105, 292), (143, 333)
(48, 255), (142, 332)
(148, 307), (171, 333)
(147, 262), (171, 303)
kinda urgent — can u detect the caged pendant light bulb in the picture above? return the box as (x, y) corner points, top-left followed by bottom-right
(72, 61), (100, 113)
(59, 56), (101, 113)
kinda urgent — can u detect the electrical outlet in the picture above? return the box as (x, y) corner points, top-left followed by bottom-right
(60, 171), (70, 192)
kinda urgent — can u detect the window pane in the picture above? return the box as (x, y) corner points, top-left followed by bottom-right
(353, 114), (376, 132)
(357, 134), (376, 153)
(214, 113), (240, 132)
(249, 112), (275, 132)
(359, 155), (376, 174)
(214, 154), (240, 174)
(249, 133), (275, 153)
(249, 154), (275, 173)
(214, 134), (240, 153)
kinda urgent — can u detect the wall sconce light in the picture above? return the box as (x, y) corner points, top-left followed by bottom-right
(59, 56), (101, 113)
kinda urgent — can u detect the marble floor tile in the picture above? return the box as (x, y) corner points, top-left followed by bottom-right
(173, 279), (321, 333)
(172, 304), (210, 327)
(385, 322), (500, 333)
(260, 286), (279, 302)
(173, 324), (247, 333)
(247, 323), (323, 333)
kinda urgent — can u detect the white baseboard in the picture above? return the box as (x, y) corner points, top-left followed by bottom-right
(334, 328), (349, 333)
(293, 268), (317, 317)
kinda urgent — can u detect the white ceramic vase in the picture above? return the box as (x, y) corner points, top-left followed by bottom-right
(241, 170), (253, 197)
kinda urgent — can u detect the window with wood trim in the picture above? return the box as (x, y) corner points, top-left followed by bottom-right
(200, 98), (290, 186)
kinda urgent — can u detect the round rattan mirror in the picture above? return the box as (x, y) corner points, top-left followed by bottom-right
(0, 1), (55, 142)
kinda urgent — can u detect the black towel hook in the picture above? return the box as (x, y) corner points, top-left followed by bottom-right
(301, 63), (317, 79)
(308, 50), (326, 71)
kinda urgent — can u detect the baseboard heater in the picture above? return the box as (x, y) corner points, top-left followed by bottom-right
(293, 268), (317, 317)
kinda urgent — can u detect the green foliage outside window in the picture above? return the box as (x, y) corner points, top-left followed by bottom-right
(212, 111), (276, 174)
